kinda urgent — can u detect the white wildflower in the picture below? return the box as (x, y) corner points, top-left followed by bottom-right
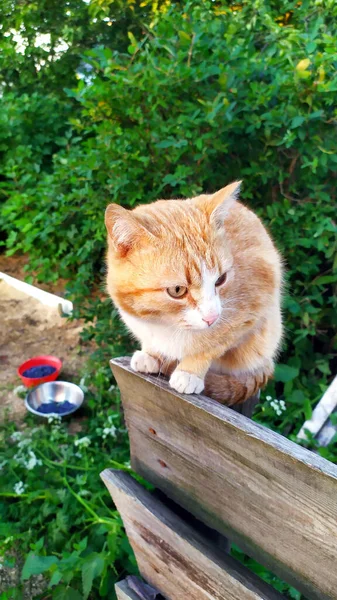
(74, 452), (82, 458)
(26, 451), (42, 471)
(102, 425), (116, 439)
(30, 427), (40, 435)
(14, 481), (26, 495)
(108, 385), (116, 392)
(10, 431), (23, 442)
(75, 436), (91, 448)
(48, 415), (62, 424)
(269, 398), (286, 417)
(13, 385), (26, 396)
(266, 395), (272, 401)
(17, 438), (31, 449)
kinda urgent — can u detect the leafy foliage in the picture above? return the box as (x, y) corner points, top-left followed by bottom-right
(0, 392), (137, 599)
(1, 0), (337, 598)
(1, 0), (336, 410)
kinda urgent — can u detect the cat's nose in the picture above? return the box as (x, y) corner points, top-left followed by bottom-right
(202, 314), (218, 326)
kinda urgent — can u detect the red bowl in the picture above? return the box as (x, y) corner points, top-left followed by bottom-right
(18, 355), (62, 388)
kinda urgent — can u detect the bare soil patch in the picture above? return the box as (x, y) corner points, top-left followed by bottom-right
(1, 270), (89, 422)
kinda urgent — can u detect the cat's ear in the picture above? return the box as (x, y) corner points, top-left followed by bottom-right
(105, 204), (151, 257)
(209, 181), (241, 229)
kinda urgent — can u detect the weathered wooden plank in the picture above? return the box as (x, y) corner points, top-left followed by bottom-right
(115, 579), (142, 600)
(110, 357), (337, 600)
(102, 470), (284, 600)
(115, 577), (162, 600)
(298, 375), (337, 444)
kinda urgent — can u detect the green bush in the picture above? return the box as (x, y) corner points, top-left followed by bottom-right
(1, 1), (337, 597)
(1, 0), (337, 416)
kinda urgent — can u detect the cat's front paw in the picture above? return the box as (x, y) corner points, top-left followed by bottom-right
(131, 351), (161, 374)
(169, 370), (204, 394)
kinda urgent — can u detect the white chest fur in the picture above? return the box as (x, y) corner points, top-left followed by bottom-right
(120, 310), (195, 361)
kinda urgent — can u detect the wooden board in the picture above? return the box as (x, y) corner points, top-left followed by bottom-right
(110, 357), (337, 600)
(115, 576), (161, 600)
(115, 579), (142, 600)
(298, 375), (337, 445)
(102, 470), (284, 600)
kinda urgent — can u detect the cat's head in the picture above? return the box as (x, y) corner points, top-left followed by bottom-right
(105, 182), (241, 331)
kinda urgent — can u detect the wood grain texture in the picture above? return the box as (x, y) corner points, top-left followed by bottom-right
(298, 375), (337, 443)
(116, 580), (143, 600)
(102, 470), (284, 600)
(115, 577), (161, 600)
(110, 357), (337, 600)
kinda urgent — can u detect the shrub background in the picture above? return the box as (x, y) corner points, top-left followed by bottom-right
(1, 1), (337, 598)
(1, 0), (336, 410)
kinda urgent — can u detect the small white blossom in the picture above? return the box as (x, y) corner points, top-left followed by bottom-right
(10, 431), (23, 442)
(17, 438), (32, 449)
(102, 425), (116, 439)
(108, 385), (116, 392)
(48, 415), (62, 424)
(74, 451), (82, 458)
(30, 427), (40, 435)
(26, 451), (42, 471)
(268, 398), (286, 417)
(14, 481), (26, 495)
(13, 385), (27, 396)
(266, 395), (272, 401)
(74, 436), (91, 448)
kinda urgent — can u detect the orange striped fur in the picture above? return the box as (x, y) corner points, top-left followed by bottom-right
(105, 182), (283, 404)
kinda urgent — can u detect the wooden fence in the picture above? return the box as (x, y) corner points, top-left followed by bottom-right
(101, 357), (337, 600)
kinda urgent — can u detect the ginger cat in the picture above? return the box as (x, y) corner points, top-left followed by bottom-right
(105, 182), (283, 405)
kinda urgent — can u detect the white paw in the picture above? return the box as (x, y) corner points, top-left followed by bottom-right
(169, 370), (204, 394)
(131, 351), (161, 374)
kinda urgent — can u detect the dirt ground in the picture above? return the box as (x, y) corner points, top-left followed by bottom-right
(0, 256), (92, 597)
(0, 257), (89, 422)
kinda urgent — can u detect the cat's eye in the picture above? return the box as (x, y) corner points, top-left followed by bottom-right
(167, 285), (188, 299)
(215, 273), (227, 287)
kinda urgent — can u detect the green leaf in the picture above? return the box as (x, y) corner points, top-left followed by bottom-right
(274, 364), (299, 383)
(287, 390), (306, 405)
(305, 41), (316, 54)
(52, 585), (82, 600)
(313, 274), (337, 285)
(22, 554), (59, 580)
(82, 554), (105, 600)
(33, 537), (44, 552)
(303, 398), (312, 421)
(50, 570), (63, 588)
(0, 523), (16, 537)
(330, 413), (337, 426)
(291, 115), (305, 129)
(0, 587), (22, 600)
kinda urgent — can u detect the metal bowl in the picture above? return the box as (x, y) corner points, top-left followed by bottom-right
(25, 381), (84, 418)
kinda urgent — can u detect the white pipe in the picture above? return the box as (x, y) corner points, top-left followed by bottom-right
(0, 271), (73, 315)
(297, 375), (337, 441)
